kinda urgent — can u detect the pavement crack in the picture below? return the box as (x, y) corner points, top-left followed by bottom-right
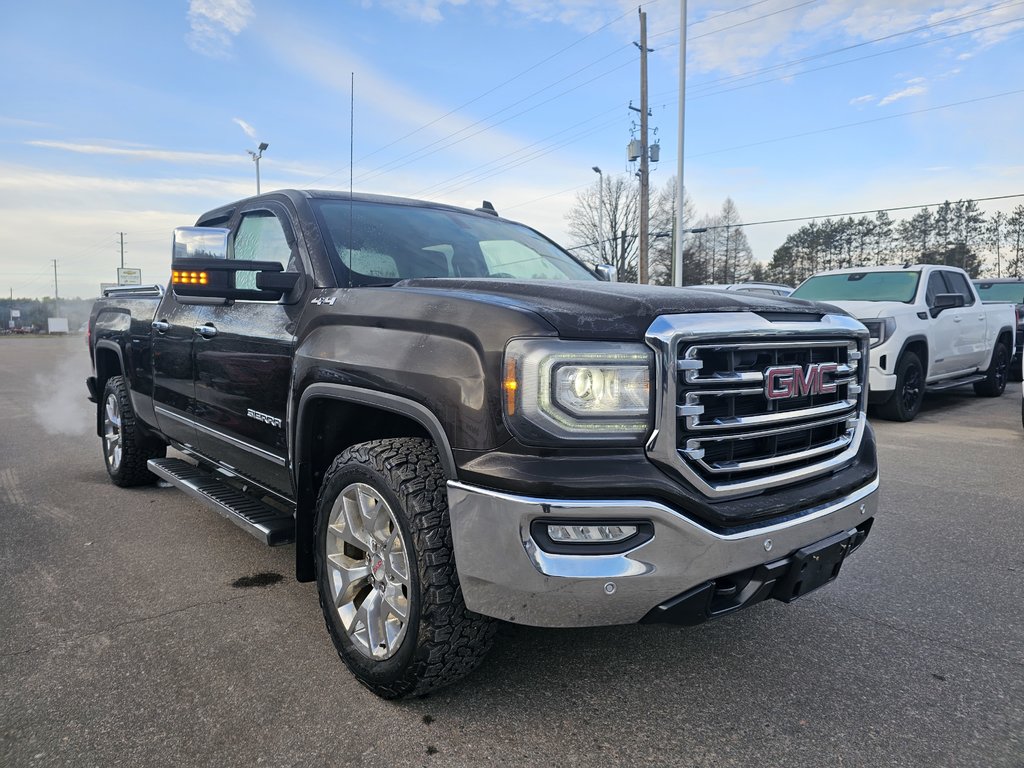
(6, 593), (259, 658)
(824, 602), (1024, 670)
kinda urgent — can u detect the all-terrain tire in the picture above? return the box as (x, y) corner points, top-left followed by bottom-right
(876, 352), (925, 422)
(101, 375), (166, 487)
(314, 437), (495, 699)
(973, 342), (1009, 397)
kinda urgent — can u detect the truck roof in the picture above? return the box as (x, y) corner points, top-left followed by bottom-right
(197, 189), (511, 227)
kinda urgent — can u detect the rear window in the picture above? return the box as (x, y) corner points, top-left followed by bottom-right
(792, 272), (920, 303)
(974, 282), (1024, 303)
(312, 200), (595, 286)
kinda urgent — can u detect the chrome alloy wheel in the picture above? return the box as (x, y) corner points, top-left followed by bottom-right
(325, 482), (411, 660)
(103, 393), (123, 473)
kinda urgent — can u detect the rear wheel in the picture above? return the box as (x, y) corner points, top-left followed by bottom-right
(876, 352), (925, 422)
(101, 375), (166, 486)
(315, 438), (495, 698)
(973, 342), (1009, 397)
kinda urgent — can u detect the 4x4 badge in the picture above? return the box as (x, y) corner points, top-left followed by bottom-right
(310, 296), (337, 306)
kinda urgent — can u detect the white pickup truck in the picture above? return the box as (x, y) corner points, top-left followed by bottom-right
(791, 264), (1016, 421)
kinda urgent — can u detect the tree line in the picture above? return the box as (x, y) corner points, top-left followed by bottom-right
(763, 201), (1024, 285)
(566, 179), (1024, 286)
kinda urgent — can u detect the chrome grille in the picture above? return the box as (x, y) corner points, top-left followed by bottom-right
(645, 313), (869, 500)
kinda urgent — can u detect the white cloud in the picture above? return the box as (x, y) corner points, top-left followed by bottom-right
(258, 18), (532, 166)
(233, 117), (258, 142)
(905, 76), (927, 85)
(27, 140), (246, 166)
(25, 140), (327, 178)
(849, 94), (876, 105)
(361, 0), (470, 23)
(0, 115), (52, 128)
(878, 85), (927, 106)
(186, 0), (253, 57)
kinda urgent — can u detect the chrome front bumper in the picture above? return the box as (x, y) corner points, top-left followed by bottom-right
(447, 478), (879, 628)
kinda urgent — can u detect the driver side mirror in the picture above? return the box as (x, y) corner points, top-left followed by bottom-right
(930, 292), (964, 317)
(595, 263), (618, 283)
(170, 227), (300, 301)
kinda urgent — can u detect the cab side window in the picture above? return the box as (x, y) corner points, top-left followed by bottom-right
(925, 272), (946, 307)
(232, 211), (294, 289)
(941, 271), (975, 306)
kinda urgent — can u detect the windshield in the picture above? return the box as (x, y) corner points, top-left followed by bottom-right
(792, 271), (920, 303)
(313, 200), (596, 286)
(974, 282), (1024, 303)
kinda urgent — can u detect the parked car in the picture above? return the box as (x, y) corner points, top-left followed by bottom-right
(791, 265), (1016, 421)
(972, 278), (1024, 378)
(687, 282), (794, 297)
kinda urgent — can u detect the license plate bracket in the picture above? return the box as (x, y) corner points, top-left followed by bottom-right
(771, 529), (855, 603)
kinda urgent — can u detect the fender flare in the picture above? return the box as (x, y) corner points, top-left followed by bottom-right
(92, 341), (127, 437)
(292, 383), (458, 583)
(894, 334), (929, 375)
(294, 383), (457, 479)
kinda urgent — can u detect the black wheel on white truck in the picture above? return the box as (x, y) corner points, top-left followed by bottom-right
(973, 341), (1010, 397)
(314, 437), (495, 698)
(877, 351), (925, 422)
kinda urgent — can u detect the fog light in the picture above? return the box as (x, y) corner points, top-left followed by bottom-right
(547, 523), (638, 543)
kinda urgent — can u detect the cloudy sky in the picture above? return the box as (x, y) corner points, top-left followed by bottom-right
(2, 0), (1022, 298)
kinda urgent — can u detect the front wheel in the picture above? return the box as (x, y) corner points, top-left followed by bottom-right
(101, 375), (166, 486)
(876, 352), (925, 422)
(315, 438), (495, 698)
(974, 342), (1009, 397)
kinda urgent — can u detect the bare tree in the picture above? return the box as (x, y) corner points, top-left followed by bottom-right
(566, 175), (640, 282)
(649, 176), (696, 286)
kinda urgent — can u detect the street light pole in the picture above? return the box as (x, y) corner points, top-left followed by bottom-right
(592, 166), (604, 263)
(247, 141), (269, 195)
(674, 0), (688, 287)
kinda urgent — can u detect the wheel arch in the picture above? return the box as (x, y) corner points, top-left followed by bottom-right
(292, 383), (458, 582)
(93, 341), (126, 437)
(897, 335), (929, 379)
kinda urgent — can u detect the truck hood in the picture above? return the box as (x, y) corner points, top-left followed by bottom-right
(395, 279), (835, 339)
(814, 300), (914, 320)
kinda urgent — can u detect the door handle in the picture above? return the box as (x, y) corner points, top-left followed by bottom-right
(151, 320), (170, 333)
(193, 325), (218, 338)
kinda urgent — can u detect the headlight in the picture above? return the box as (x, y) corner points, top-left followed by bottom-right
(503, 339), (653, 444)
(860, 317), (896, 349)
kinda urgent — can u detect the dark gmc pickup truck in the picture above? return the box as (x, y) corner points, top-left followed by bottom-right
(87, 189), (879, 698)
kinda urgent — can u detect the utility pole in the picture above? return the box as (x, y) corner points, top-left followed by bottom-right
(674, 0), (688, 287)
(118, 231), (126, 269)
(635, 8), (651, 285)
(52, 259), (60, 317)
(592, 166), (604, 262)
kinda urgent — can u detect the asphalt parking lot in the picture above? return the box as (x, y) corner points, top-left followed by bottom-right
(1, 335), (1022, 767)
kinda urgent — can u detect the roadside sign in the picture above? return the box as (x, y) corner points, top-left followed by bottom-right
(117, 267), (142, 285)
(10, 309), (20, 318)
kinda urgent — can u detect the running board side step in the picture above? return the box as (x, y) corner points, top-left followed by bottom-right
(926, 374), (986, 392)
(148, 458), (295, 546)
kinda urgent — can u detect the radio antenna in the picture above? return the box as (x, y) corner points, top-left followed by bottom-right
(347, 71), (354, 286)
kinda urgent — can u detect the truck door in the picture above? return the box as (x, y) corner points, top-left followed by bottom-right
(151, 293), (203, 449)
(191, 203), (308, 496)
(925, 271), (959, 377)
(940, 270), (986, 371)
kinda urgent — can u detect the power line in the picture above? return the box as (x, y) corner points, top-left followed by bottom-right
(673, 0), (1023, 96)
(675, 193), (1024, 231)
(681, 18), (1024, 104)
(344, 52), (637, 188)
(689, 88), (1024, 158)
(305, 3), (650, 188)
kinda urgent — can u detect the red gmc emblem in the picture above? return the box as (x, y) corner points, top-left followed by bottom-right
(764, 363), (839, 400)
